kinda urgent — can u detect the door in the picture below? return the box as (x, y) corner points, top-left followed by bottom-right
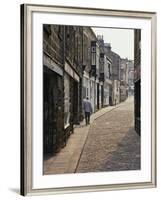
(72, 80), (79, 124)
(43, 67), (63, 154)
(101, 85), (104, 107)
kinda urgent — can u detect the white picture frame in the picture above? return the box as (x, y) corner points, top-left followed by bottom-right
(20, 4), (157, 196)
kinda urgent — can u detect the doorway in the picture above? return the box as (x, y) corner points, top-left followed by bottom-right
(43, 67), (64, 154)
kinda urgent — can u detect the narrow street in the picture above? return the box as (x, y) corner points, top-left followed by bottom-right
(76, 96), (140, 172)
(44, 97), (140, 175)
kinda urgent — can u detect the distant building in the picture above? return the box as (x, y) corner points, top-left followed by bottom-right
(104, 43), (121, 105)
(120, 58), (129, 102)
(104, 43), (121, 80)
(127, 60), (134, 96)
(97, 36), (112, 107)
(99, 52), (112, 107)
(134, 29), (141, 135)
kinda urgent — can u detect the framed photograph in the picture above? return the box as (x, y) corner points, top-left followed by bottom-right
(20, 4), (157, 196)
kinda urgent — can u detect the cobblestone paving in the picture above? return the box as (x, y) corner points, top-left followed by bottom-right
(76, 97), (141, 173)
(43, 103), (119, 174)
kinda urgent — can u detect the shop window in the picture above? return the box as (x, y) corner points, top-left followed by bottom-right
(64, 74), (70, 128)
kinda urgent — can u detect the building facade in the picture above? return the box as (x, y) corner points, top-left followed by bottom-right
(82, 27), (101, 112)
(43, 25), (84, 154)
(128, 60), (134, 96)
(120, 58), (129, 102)
(43, 25), (65, 154)
(99, 52), (112, 106)
(104, 43), (121, 105)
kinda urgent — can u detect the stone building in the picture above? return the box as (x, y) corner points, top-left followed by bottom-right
(134, 29), (141, 135)
(120, 58), (129, 102)
(104, 43), (121, 105)
(99, 52), (112, 107)
(64, 26), (84, 126)
(97, 35), (113, 107)
(127, 60), (134, 96)
(97, 35), (104, 107)
(43, 25), (84, 154)
(82, 27), (100, 112)
(43, 25), (65, 154)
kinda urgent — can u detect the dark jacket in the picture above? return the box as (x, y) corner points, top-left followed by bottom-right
(83, 99), (92, 113)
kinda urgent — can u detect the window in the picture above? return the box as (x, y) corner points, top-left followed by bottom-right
(64, 74), (70, 128)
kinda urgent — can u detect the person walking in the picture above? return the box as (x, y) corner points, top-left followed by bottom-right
(83, 97), (92, 125)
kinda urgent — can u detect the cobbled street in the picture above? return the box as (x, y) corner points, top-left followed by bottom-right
(76, 96), (140, 173)
(44, 97), (140, 174)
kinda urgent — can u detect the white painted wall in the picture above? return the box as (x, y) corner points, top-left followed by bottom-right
(0, 0), (160, 200)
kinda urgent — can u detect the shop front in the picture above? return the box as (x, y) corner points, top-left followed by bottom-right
(64, 62), (80, 138)
(43, 65), (64, 154)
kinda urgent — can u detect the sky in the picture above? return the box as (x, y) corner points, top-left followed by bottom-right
(92, 27), (134, 60)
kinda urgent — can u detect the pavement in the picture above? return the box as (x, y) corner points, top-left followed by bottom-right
(44, 96), (140, 175)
